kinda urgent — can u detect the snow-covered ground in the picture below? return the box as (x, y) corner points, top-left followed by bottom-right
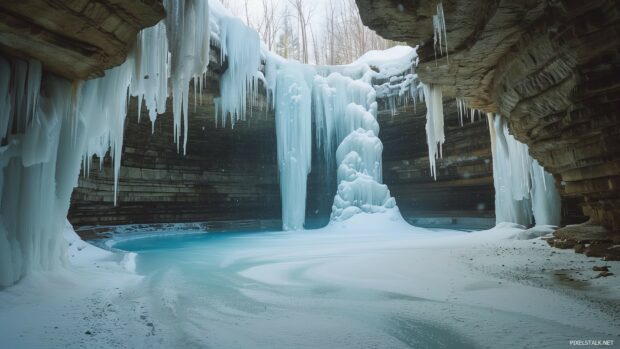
(1, 218), (618, 348)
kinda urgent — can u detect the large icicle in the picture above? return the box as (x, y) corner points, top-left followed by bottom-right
(432, 2), (449, 63)
(164, 0), (211, 154)
(214, 16), (261, 128)
(273, 61), (312, 230)
(422, 83), (445, 180)
(487, 114), (561, 226)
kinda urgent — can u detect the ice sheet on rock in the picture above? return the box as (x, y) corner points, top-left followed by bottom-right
(488, 114), (561, 227)
(0, 0), (213, 287)
(0, 61), (78, 287)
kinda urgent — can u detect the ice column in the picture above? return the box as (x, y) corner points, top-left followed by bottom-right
(487, 114), (561, 226)
(311, 72), (397, 222)
(274, 62), (312, 230)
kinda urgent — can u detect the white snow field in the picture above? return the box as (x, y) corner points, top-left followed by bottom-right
(0, 219), (618, 349)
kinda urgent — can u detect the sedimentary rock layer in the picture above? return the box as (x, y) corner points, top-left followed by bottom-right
(0, 0), (165, 80)
(356, 0), (620, 243)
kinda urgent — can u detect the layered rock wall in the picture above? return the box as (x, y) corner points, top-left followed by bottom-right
(0, 0), (165, 80)
(380, 100), (495, 227)
(68, 85), (283, 231)
(357, 0), (619, 233)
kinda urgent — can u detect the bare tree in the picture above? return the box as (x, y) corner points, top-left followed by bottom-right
(287, 0), (315, 64)
(276, 7), (299, 59)
(221, 0), (399, 65)
(257, 0), (282, 51)
(322, 0), (399, 65)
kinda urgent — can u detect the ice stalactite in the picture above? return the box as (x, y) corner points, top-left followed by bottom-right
(455, 97), (481, 126)
(214, 16), (261, 128)
(164, 0), (211, 154)
(422, 83), (445, 180)
(433, 2), (449, 63)
(130, 20), (168, 132)
(487, 114), (561, 226)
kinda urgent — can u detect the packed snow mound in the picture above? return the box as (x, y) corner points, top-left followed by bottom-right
(352, 45), (418, 79)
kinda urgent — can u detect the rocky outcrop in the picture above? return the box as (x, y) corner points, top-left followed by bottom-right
(380, 100), (495, 228)
(356, 0), (620, 250)
(0, 0), (165, 80)
(68, 78), (283, 231)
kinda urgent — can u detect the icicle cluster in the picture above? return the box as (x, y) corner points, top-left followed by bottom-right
(0, 0), (419, 287)
(487, 114), (561, 226)
(164, 0), (211, 154)
(455, 97), (484, 126)
(214, 16), (261, 128)
(422, 83), (445, 180)
(0, 0), (211, 287)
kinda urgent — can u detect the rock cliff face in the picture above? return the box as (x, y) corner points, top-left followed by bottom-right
(68, 78), (283, 231)
(356, 0), (620, 256)
(0, 0), (165, 80)
(380, 100), (495, 228)
(68, 93), (499, 231)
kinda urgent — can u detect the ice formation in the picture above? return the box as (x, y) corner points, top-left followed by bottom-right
(487, 114), (561, 226)
(263, 45), (418, 229)
(214, 16), (261, 128)
(422, 83), (445, 180)
(455, 97), (483, 126)
(0, 0), (211, 287)
(273, 62), (312, 230)
(433, 2), (449, 63)
(0, 0), (447, 285)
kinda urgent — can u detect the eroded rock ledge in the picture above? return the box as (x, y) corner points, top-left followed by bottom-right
(0, 0), (166, 80)
(356, 0), (620, 257)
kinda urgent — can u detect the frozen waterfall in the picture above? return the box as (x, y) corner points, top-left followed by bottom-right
(0, 0), (212, 287)
(0, 0), (419, 285)
(487, 114), (561, 226)
(1, 0), (562, 288)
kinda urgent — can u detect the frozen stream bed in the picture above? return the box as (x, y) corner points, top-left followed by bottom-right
(1, 216), (619, 348)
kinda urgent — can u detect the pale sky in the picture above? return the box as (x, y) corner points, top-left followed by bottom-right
(221, 0), (361, 64)
(223, 0), (331, 30)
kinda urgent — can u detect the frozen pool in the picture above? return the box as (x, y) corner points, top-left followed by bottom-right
(111, 230), (477, 348)
(108, 225), (618, 349)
